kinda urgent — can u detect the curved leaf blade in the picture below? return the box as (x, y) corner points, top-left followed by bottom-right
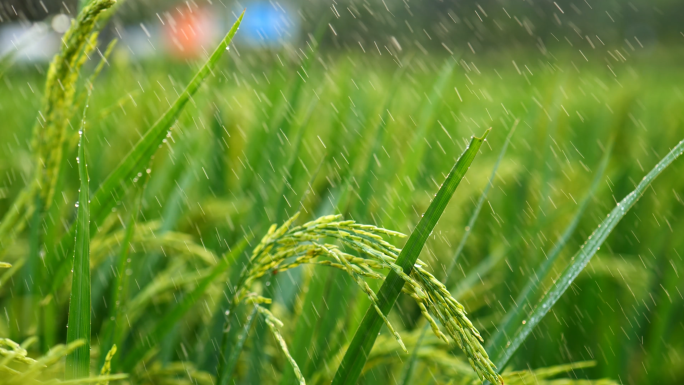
(332, 129), (491, 385)
(98, 173), (147, 371)
(88, 10), (245, 227)
(492, 137), (684, 370)
(487, 138), (613, 356)
(121, 239), (248, 372)
(400, 120), (519, 385)
(49, 11), (245, 292)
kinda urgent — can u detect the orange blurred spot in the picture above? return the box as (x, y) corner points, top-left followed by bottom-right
(163, 7), (217, 59)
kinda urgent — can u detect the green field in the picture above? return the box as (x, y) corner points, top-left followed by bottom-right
(1, 3), (684, 385)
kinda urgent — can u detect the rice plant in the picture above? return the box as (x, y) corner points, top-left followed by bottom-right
(1, 1), (683, 385)
(0, 337), (126, 384)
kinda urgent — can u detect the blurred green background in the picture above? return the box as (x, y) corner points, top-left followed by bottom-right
(1, 0), (683, 384)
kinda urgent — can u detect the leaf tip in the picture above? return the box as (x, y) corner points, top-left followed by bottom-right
(474, 128), (492, 141)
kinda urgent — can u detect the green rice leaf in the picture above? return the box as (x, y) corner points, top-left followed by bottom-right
(444, 120), (520, 284)
(0, 0), (114, 253)
(487, 138), (613, 357)
(121, 239), (249, 372)
(218, 305), (259, 385)
(350, 62), (408, 219)
(332, 129), (491, 385)
(88, 10), (244, 228)
(274, 97), (318, 222)
(491, 137), (684, 371)
(65, 98), (93, 380)
(97, 170), (148, 371)
(400, 120), (519, 385)
(381, 59), (456, 227)
(49, 10), (245, 292)
(240, 16), (328, 194)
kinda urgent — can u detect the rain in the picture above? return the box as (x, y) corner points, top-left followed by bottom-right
(0, 0), (683, 384)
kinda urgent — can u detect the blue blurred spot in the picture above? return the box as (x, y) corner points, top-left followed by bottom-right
(239, 1), (298, 47)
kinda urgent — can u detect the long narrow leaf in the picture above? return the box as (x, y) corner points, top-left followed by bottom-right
(274, 97), (318, 222)
(49, 11), (245, 291)
(400, 120), (519, 385)
(381, 59), (456, 227)
(218, 159), (325, 384)
(241, 15), (329, 194)
(98, 172), (148, 371)
(218, 305), (258, 385)
(492, 137), (684, 370)
(121, 239), (248, 371)
(88, 10), (244, 228)
(487, 138), (613, 356)
(350, 62), (409, 219)
(444, 120), (519, 283)
(249, 97), (318, 383)
(332, 129), (491, 385)
(65, 101), (92, 380)
(280, 67), (410, 383)
(0, 0), (114, 253)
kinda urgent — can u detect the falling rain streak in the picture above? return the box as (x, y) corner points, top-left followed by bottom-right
(0, 1), (682, 385)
